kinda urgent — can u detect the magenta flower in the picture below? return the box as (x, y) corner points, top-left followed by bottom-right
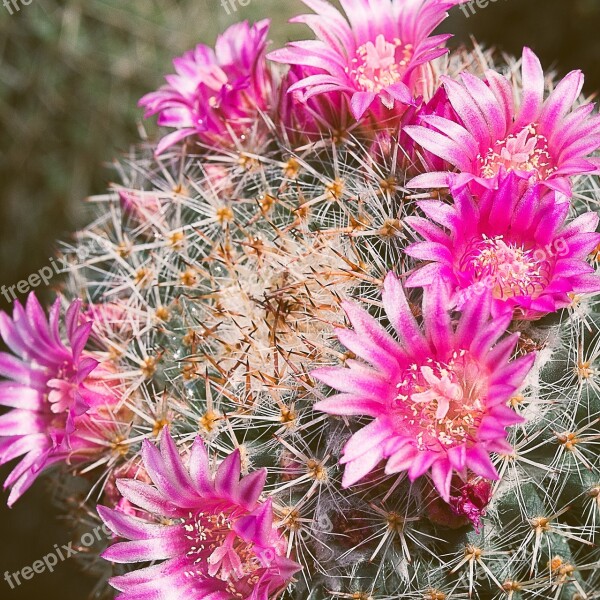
(99, 429), (301, 600)
(140, 20), (272, 155)
(0, 293), (118, 506)
(404, 174), (600, 319)
(119, 190), (161, 220)
(268, 0), (467, 122)
(312, 272), (534, 501)
(405, 47), (600, 195)
(449, 478), (492, 533)
(369, 85), (458, 173)
(278, 65), (356, 144)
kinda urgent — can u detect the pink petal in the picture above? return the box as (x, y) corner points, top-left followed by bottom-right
(514, 47), (544, 129)
(466, 445), (499, 480)
(188, 436), (214, 496)
(115, 479), (171, 516)
(102, 537), (186, 563)
(214, 450), (242, 499)
(350, 91), (377, 120)
(237, 469), (267, 510)
(341, 419), (392, 463)
(430, 458), (453, 501)
(97, 505), (179, 541)
(382, 272), (429, 355)
(341, 445), (383, 488)
(313, 393), (384, 417)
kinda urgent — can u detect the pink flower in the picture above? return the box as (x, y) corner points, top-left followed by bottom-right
(404, 174), (600, 319)
(449, 477), (492, 532)
(140, 20), (273, 155)
(312, 272), (534, 501)
(369, 85), (458, 173)
(86, 301), (131, 339)
(0, 294), (118, 506)
(405, 47), (600, 196)
(268, 0), (467, 122)
(118, 189), (162, 221)
(103, 462), (152, 517)
(278, 65), (356, 145)
(99, 429), (301, 600)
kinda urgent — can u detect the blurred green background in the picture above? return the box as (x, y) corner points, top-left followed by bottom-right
(0, 0), (599, 598)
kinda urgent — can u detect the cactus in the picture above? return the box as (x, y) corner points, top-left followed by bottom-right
(2, 2), (600, 600)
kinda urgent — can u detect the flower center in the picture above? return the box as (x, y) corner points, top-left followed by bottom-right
(461, 235), (551, 300)
(393, 353), (486, 450)
(478, 124), (556, 180)
(182, 510), (262, 595)
(349, 35), (412, 93)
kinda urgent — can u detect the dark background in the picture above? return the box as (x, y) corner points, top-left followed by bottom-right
(0, 0), (599, 598)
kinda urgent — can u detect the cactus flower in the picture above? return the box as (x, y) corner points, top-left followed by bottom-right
(404, 175), (600, 319)
(312, 272), (534, 501)
(140, 20), (272, 155)
(405, 47), (600, 196)
(99, 429), (301, 600)
(0, 294), (118, 506)
(269, 0), (468, 122)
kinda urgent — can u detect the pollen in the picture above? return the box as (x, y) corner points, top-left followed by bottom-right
(587, 485), (600, 498)
(183, 329), (201, 347)
(109, 434), (129, 457)
(461, 234), (550, 300)
(464, 544), (483, 560)
(134, 267), (153, 288)
(180, 268), (198, 287)
(509, 394), (525, 408)
(350, 35), (413, 95)
(530, 516), (551, 531)
(386, 512), (406, 532)
(502, 581), (523, 592)
(478, 123), (557, 181)
(393, 354), (486, 450)
(168, 230), (186, 249)
(182, 362), (200, 380)
(379, 176), (398, 194)
(117, 241), (132, 258)
(172, 183), (188, 195)
(555, 431), (580, 451)
(258, 193), (277, 213)
(279, 406), (297, 427)
(154, 306), (170, 322)
(283, 157), (300, 179)
(238, 152), (258, 170)
(589, 243), (600, 262)
(423, 590), (446, 600)
(379, 218), (403, 238)
(280, 508), (302, 532)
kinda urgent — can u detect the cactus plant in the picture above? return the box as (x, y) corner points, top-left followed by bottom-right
(2, 2), (600, 599)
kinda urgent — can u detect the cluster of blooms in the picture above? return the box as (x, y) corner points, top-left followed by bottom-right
(2, 1), (600, 598)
